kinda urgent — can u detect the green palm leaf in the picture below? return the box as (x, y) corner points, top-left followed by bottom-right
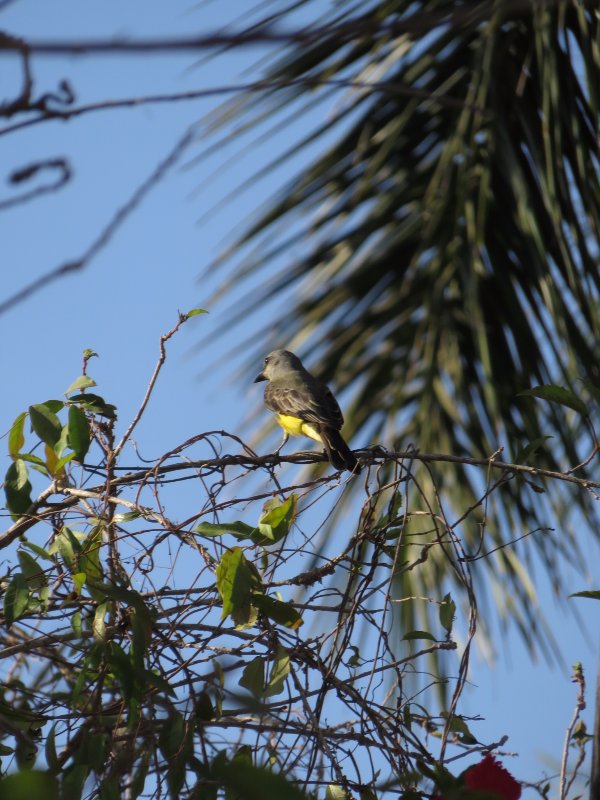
(201, 0), (600, 658)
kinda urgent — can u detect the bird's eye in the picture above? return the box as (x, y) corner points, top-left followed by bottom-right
(264, 357), (269, 364)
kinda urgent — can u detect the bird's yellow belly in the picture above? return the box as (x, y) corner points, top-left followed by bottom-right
(276, 414), (322, 443)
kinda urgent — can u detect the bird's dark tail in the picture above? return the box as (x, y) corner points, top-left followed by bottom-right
(319, 427), (360, 473)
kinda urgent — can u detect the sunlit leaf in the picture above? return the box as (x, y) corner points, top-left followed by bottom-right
(184, 308), (208, 318)
(8, 412), (26, 457)
(65, 375), (97, 396)
(326, 786), (349, 800)
(93, 601), (108, 642)
(215, 548), (262, 628)
(57, 527), (81, 572)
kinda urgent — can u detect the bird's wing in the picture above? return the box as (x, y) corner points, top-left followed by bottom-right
(265, 379), (344, 430)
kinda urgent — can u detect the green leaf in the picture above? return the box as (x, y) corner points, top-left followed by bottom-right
(130, 753), (150, 800)
(53, 424), (70, 458)
(40, 400), (64, 414)
(29, 403), (63, 447)
(71, 611), (82, 636)
(240, 657), (265, 699)
(232, 745), (253, 767)
(68, 393), (117, 420)
(79, 527), (104, 587)
(72, 573), (86, 595)
(194, 520), (256, 540)
(16, 452), (45, 468)
(44, 443), (63, 475)
(0, 771), (59, 800)
(10, 458), (29, 490)
(195, 691), (215, 722)
(158, 711), (185, 759)
(93, 601), (108, 642)
(326, 786), (349, 800)
(0, 699), (39, 729)
(82, 349), (98, 360)
(15, 738), (40, 769)
(514, 435), (553, 464)
(21, 541), (53, 561)
(144, 669), (175, 697)
(225, 747), (254, 800)
(113, 510), (141, 523)
(570, 590), (600, 601)
(518, 385), (588, 416)
(4, 460), (33, 516)
(18, 550), (47, 590)
(255, 494), (298, 545)
(184, 308), (208, 318)
(581, 379), (600, 411)
(211, 758), (307, 800)
(360, 789), (378, 800)
(98, 776), (120, 800)
(8, 412), (26, 457)
(440, 713), (477, 744)
(195, 496), (298, 547)
(62, 764), (88, 800)
(38, 585), (50, 611)
(106, 643), (136, 704)
(4, 573), (29, 626)
(72, 644), (102, 701)
(81, 732), (109, 773)
(403, 630), (437, 642)
(68, 406), (91, 462)
(57, 527), (82, 572)
(55, 452), (76, 472)
(130, 605), (152, 673)
(215, 548), (262, 628)
(65, 375), (97, 396)
(45, 724), (59, 773)
(163, 716), (193, 798)
(264, 646), (290, 698)
(252, 594), (303, 630)
(439, 593), (456, 634)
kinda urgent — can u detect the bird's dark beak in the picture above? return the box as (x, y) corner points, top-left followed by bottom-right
(254, 372), (267, 383)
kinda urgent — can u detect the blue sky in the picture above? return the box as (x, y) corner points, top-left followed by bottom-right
(1, 2), (598, 796)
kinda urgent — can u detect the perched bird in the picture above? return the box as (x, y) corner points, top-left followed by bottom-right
(254, 349), (360, 473)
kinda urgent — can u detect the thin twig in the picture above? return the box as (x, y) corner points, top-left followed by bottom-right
(559, 662), (586, 800)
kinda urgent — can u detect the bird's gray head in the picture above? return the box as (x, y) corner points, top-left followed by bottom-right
(254, 349), (304, 382)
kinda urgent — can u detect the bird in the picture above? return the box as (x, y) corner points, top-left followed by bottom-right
(254, 349), (360, 473)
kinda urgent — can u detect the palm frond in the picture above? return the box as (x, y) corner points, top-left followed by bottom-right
(199, 0), (600, 658)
